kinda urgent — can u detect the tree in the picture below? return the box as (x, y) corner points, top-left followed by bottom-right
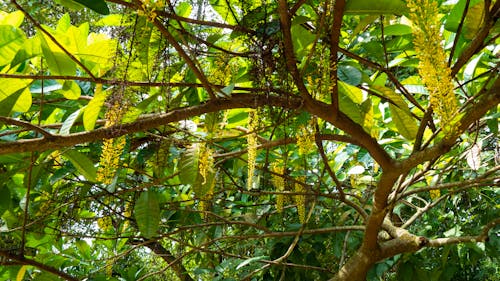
(0, 0), (498, 280)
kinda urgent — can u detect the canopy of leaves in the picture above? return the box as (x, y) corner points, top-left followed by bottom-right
(0, 0), (499, 281)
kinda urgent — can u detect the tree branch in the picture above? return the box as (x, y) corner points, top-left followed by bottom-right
(427, 218), (500, 247)
(0, 117), (55, 139)
(0, 250), (79, 281)
(141, 240), (194, 281)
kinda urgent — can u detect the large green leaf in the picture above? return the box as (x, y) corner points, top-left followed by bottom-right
(60, 108), (82, 135)
(73, 0), (110, 15)
(338, 81), (365, 125)
(370, 85), (409, 112)
(445, 0), (483, 37)
(338, 64), (362, 86)
(62, 149), (97, 182)
(345, 0), (408, 15)
(0, 25), (26, 66)
(134, 191), (160, 239)
(389, 104), (418, 140)
(178, 144), (200, 185)
(291, 17), (315, 60)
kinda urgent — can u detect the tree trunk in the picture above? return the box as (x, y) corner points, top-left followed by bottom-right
(329, 248), (379, 281)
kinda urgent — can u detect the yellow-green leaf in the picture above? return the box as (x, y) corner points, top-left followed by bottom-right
(59, 80), (81, 100)
(83, 84), (108, 130)
(0, 25), (26, 66)
(39, 33), (76, 76)
(389, 104), (418, 140)
(0, 11), (24, 27)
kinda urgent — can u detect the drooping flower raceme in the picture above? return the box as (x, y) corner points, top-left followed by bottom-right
(408, 0), (460, 134)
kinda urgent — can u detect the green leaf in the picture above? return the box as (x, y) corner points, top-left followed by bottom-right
(345, 0), (408, 15)
(0, 185), (12, 216)
(178, 144), (200, 185)
(372, 24), (412, 36)
(209, 0), (237, 25)
(236, 255), (269, 270)
(445, 0), (467, 32)
(75, 240), (92, 260)
(134, 191), (160, 239)
(370, 85), (409, 112)
(338, 64), (362, 86)
(83, 85), (108, 131)
(389, 104), (418, 140)
(291, 23), (315, 60)
(73, 0), (110, 15)
(60, 108), (82, 135)
(445, 0), (483, 37)
(62, 149), (97, 182)
(0, 25), (26, 66)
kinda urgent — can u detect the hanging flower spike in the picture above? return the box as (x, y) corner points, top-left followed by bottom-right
(97, 101), (127, 184)
(407, 0), (460, 135)
(271, 162), (286, 213)
(247, 109), (259, 190)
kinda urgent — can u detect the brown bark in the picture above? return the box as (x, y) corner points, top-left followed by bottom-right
(329, 247), (380, 281)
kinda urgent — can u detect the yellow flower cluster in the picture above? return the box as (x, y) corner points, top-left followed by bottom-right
(199, 176), (216, 219)
(407, 0), (460, 134)
(271, 162), (286, 213)
(198, 142), (214, 185)
(247, 110), (259, 190)
(105, 257), (115, 277)
(297, 121), (316, 156)
(208, 55), (240, 85)
(97, 102), (126, 184)
(138, 0), (164, 22)
(294, 177), (307, 224)
(97, 215), (113, 231)
(429, 189), (441, 200)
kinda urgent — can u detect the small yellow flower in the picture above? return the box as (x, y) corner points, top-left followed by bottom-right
(429, 189), (441, 200)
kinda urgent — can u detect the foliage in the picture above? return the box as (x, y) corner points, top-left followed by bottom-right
(0, 0), (499, 280)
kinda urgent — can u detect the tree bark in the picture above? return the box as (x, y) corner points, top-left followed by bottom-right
(329, 247), (380, 281)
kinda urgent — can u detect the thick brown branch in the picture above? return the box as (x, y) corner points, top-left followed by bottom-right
(0, 250), (79, 281)
(277, 0), (314, 102)
(0, 94), (301, 155)
(0, 117), (54, 138)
